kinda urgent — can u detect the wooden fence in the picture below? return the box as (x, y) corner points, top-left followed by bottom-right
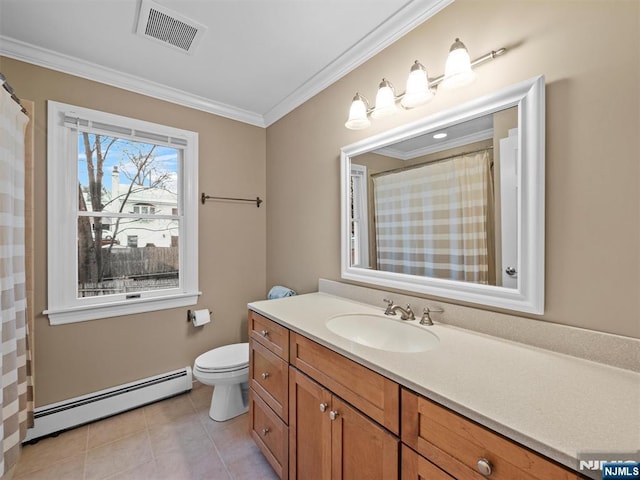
(79, 246), (179, 297)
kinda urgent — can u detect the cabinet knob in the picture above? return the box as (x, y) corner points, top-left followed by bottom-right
(261, 372), (269, 380)
(319, 402), (328, 412)
(476, 458), (492, 476)
(260, 329), (269, 337)
(261, 427), (270, 436)
(329, 410), (339, 420)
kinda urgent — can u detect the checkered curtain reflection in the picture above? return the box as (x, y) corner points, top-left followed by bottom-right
(0, 83), (33, 476)
(373, 150), (494, 284)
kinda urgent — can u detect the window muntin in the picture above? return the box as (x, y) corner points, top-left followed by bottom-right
(46, 101), (199, 324)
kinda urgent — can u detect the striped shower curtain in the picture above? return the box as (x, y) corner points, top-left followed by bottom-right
(373, 150), (494, 284)
(0, 83), (33, 475)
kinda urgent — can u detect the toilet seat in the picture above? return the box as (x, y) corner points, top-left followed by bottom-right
(194, 343), (248, 373)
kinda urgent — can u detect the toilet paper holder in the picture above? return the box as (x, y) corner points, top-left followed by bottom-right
(187, 309), (212, 322)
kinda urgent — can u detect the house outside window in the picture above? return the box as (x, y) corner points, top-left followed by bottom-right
(46, 101), (199, 324)
(127, 235), (139, 248)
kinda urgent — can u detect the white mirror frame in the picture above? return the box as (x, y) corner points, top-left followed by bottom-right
(340, 75), (545, 314)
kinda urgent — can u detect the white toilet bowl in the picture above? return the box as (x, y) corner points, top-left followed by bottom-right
(193, 343), (249, 422)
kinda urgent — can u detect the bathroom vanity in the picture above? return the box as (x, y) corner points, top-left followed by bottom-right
(246, 291), (638, 479)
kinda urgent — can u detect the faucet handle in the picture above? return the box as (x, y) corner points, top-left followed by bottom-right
(420, 307), (434, 326)
(383, 298), (395, 315)
(420, 306), (443, 325)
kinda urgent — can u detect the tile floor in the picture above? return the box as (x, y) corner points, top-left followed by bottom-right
(13, 382), (279, 480)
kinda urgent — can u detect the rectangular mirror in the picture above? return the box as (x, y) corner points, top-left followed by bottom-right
(340, 76), (545, 314)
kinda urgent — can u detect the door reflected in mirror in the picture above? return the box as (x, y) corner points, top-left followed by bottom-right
(349, 107), (518, 289)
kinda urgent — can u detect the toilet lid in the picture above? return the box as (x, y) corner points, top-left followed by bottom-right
(195, 343), (249, 372)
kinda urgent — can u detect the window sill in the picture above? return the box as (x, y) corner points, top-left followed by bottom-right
(45, 291), (201, 325)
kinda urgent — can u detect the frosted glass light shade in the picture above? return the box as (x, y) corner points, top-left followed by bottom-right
(441, 38), (476, 89)
(371, 79), (398, 119)
(345, 93), (371, 130)
(401, 61), (433, 108)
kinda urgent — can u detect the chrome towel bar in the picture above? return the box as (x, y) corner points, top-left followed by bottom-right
(201, 193), (263, 207)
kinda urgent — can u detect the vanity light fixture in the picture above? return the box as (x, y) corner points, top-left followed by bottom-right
(440, 38), (476, 89)
(345, 38), (506, 130)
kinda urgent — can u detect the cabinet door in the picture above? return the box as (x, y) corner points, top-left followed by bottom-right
(331, 396), (399, 480)
(289, 367), (332, 480)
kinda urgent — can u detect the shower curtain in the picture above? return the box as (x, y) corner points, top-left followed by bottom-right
(0, 83), (33, 476)
(373, 150), (494, 284)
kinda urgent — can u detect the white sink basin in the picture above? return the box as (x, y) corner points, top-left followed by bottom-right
(325, 314), (439, 353)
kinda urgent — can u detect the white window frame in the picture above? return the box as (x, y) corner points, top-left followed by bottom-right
(45, 101), (199, 324)
(350, 164), (370, 268)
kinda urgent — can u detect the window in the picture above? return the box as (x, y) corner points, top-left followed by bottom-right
(133, 203), (156, 215)
(349, 164), (369, 268)
(46, 101), (199, 324)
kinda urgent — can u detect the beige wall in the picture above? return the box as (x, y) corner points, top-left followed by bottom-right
(266, 1), (640, 338)
(0, 57), (267, 405)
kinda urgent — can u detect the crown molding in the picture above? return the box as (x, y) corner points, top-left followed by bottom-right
(262, 0), (453, 126)
(0, 35), (267, 127)
(377, 128), (494, 160)
(0, 0), (452, 129)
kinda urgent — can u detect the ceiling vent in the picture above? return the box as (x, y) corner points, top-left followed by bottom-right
(136, 0), (207, 54)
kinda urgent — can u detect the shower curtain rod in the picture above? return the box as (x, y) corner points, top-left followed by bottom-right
(370, 146), (493, 178)
(0, 72), (28, 115)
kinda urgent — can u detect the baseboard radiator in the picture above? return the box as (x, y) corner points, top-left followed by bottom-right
(24, 366), (192, 442)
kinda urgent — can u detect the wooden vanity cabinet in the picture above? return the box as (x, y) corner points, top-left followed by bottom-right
(249, 312), (290, 479)
(289, 331), (400, 434)
(249, 309), (585, 480)
(289, 366), (399, 480)
(401, 389), (585, 480)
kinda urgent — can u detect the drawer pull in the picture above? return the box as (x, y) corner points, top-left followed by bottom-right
(261, 427), (270, 436)
(261, 372), (270, 380)
(477, 458), (492, 476)
(329, 410), (339, 421)
(260, 329), (269, 337)
(319, 402), (328, 412)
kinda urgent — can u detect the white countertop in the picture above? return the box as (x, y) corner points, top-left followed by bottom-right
(248, 292), (640, 475)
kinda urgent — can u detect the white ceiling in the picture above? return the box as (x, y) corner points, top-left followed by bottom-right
(0, 0), (451, 127)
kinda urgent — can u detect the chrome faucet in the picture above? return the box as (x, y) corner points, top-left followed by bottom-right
(383, 299), (415, 320)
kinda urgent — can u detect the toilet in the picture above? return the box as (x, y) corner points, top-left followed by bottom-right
(192, 343), (250, 422)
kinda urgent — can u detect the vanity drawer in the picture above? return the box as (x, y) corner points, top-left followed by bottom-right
(290, 332), (399, 434)
(250, 339), (289, 422)
(250, 390), (288, 480)
(402, 445), (455, 480)
(249, 310), (289, 361)
(401, 389), (583, 480)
